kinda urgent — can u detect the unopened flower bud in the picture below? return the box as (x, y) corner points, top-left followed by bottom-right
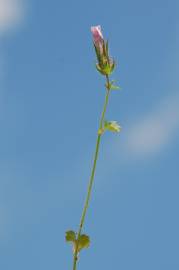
(91, 25), (116, 76)
(91, 25), (104, 53)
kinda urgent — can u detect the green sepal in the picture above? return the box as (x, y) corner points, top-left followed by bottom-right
(96, 64), (107, 75)
(110, 60), (115, 73)
(104, 121), (121, 133)
(106, 40), (109, 56)
(65, 230), (76, 243)
(102, 40), (106, 57)
(103, 62), (113, 75)
(93, 43), (101, 64)
(96, 62), (115, 76)
(94, 39), (116, 76)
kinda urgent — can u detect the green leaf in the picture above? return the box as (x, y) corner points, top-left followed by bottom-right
(104, 121), (121, 133)
(110, 60), (115, 73)
(106, 80), (121, 90)
(78, 234), (90, 251)
(65, 230), (76, 243)
(110, 84), (121, 90)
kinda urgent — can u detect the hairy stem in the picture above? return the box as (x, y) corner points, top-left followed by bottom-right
(72, 75), (111, 270)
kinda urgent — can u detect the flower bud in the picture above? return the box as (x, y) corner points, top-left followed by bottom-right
(91, 25), (104, 53)
(91, 25), (115, 76)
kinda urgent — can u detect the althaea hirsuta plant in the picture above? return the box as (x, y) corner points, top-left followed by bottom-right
(66, 25), (121, 270)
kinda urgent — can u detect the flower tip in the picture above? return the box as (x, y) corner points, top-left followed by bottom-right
(91, 25), (104, 48)
(91, 25), (101, 31)
(91, 25), (103, 37)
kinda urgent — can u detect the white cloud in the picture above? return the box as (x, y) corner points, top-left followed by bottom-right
(0, 0), (26, 101)
(125, 94), (179, 157)
(0, 0), (25, 33)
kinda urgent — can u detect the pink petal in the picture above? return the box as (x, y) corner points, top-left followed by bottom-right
(91, 25), (104, 46)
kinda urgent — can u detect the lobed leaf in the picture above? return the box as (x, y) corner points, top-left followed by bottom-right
(65, 230), (76, 243)
(104, 121), (121, 133)
(78, 234), (90, 251)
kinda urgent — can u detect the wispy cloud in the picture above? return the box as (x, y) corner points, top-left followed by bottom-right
(124, 94), (179, 157)
(0, 0), (26, 102)
(0, 0), (25, 33)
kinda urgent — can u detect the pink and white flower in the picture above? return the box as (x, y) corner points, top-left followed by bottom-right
(91, 25), (115, 75)
(91, 25), (104, 50)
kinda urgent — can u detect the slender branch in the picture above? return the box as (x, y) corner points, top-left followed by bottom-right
(72, 75), (111, 270)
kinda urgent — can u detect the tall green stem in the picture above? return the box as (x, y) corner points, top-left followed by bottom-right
(72, 75), (111, 270)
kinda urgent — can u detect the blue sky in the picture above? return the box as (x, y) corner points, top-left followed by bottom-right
(0, 0), (179, 269)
